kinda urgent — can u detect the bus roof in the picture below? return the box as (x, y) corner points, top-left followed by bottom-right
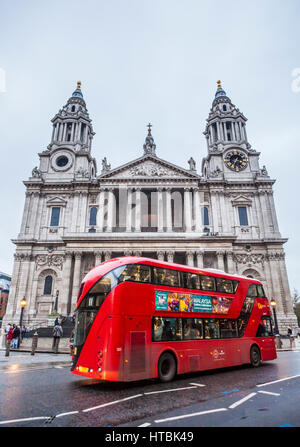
(83, 256), (262, 284)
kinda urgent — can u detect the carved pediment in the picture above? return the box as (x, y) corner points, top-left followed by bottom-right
(46, 196), (68, 207)
(231, 194), (252, 206)
(99, 155), (199, 180)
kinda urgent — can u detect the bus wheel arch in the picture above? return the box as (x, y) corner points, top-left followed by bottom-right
(157, 350), (177, 382)
(250, 344), (261, 367)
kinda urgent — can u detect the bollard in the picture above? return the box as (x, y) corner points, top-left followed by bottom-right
(275, 334), (282, 349)
(31, 332), (38, 355)
(5, 339), (11, 357)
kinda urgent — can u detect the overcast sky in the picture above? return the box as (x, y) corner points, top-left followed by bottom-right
(0, 0), (299, 296)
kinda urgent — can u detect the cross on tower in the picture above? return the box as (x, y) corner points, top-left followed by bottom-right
(147, 122), (152, 135)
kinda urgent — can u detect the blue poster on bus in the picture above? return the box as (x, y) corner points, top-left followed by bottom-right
(192, 295), (213, 313)
(155, 291), (168, 310)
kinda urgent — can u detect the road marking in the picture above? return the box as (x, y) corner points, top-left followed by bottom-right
(0, 416), (50, 425)
(228, 392), (257, 409)
(256, 374), (300, 388)
(258, 390), (280, 397)
(56, 411), (79, 418)
(82, 394), (143, 413)
(138, 422), (151, 427)
(189, 383), (206, 387)
(144, 386), (197, 395)
(154, 408), (227, 424)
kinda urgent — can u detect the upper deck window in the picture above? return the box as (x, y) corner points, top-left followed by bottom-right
(118, 264), (151, 283)
(153, 267), (181, 287)
(200, 275), (216, 291)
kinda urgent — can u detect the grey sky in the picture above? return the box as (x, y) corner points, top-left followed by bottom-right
(0, 0), (299, 296)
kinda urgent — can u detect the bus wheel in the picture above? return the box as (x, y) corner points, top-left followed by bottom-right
(250, 345), (261, 367)
(158, 352), (177, 382)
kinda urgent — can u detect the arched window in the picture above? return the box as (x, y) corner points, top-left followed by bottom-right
(202, 207), (209, 226)
(89, 207), (98, 226)
(44, 275), (53, 295)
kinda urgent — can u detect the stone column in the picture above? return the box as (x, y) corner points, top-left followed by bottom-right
(60, 252), (73, 316)
(95, 250), (102, 266)
(217, 250), (225, 271)
(157, 188), (164, 232)
(104, 251), (112, 261)
(106, 188), (114, 232)
(20, 192), (31, 235)
(186, 251), (194, 267)
(3, 253), (22, 322)
(71, 252), (82, 313)
(184, 188), (192, 232)
(126, 187), (133, 232)
(210, 191), (219, 233)
(134, 188), (141, 232)
(194, 188), (202, 233)
(226, 250), (235, 274)
(196, 250), (204, 269)
(166, 188), (172, 232)
(167, 251), (174, 263)
(98, 189), (105, 232)
(157, 251), (165, 261)
(71, 192), (79, 233)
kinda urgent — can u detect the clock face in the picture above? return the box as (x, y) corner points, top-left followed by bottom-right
(224, 150), (248, 172)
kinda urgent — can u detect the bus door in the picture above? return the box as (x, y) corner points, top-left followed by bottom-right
(123, 316), (151, 381)
(255, 316), (276, 360)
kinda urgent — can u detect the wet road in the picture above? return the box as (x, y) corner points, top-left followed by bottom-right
(0, 351), (300, 427)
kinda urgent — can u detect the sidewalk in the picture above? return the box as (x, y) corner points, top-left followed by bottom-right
(0, 349), (72, 370)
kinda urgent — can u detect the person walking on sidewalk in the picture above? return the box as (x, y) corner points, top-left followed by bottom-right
(52, 321), (63, 354)
(6, 326), (13, 352)
(11, 325), (20, 349)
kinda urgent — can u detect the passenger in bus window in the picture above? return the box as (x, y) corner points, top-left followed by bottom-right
(153, 317), (163, 341)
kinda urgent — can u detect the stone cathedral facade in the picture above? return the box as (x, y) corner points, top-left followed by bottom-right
(4, 81), (297, 333)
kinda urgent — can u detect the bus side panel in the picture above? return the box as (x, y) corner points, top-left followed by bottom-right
(123, 316), (153, 382)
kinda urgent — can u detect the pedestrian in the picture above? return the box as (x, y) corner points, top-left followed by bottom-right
(69, 328), (74, 355)
(4, 323), (11, 341)
(52, 321), (63, 354)
(11, 324), (20, 349)
(5, 326), (13, 356)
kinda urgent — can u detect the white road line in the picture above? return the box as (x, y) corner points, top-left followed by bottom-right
(144, 386), (197, 395)
(138, 422), (151, 427)
(258, 390), (280, 397)
(56, 411), (79, 418)
(82, 394), (143, 413)
(228, 392), (257, 409)
(189, 382), (206, 387)
(0, 416), (50, 425)
(154, 408), (227, 424)
(256, 374), (300, 388)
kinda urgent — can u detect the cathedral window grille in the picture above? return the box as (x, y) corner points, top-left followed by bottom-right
(44, 275), (53, 295)
(50, 207), (60, 226)
(66, 123), (72, 141)
(238, 206), (249, 226)
(89, 207), (98, 226)
(80, 124), (86, 142)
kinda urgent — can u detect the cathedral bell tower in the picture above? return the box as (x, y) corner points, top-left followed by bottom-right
(202, 81), (266, 181)
(33, 82), (97, 182)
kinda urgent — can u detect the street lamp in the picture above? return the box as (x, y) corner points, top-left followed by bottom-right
(19, 298), (27, 327)
(54, 290), (59, 312)
(270, 298), (279, 335)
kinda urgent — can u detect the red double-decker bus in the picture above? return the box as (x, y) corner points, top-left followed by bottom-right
(71, 256), (276, 382)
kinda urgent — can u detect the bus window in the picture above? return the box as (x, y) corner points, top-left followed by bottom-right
(118, 264), (151, 283)
(153, 267), (181, 287)
(162, 317), (182, 341)
(204, 319), (220, 339)
(220, 319), (238, 338)
(182, 318), (203, 340)
(256, 317), (273, 337)
(256, 285), (265, 297)
(233, 280), (239, 293)
(216, 278), (234, 294)
(183, 272), (201, 290)
(247, 284), (258, 297)
(200, 276), (216, 292)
